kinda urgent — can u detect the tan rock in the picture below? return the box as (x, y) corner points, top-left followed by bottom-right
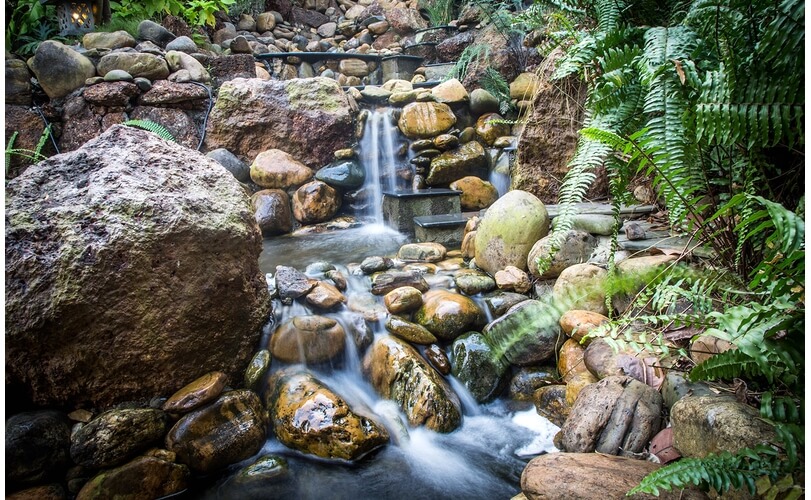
(339, 58), (370, 77)
(269, 315), (345, 363)
(509, 72), (541, 100)
(413, 289), (485, 341)
(449, 176), (498, 210)
(292, 180), (341, 224)
(495, 266), (531, 293)
(384, 286), (424, 314)
(431, 78), (469, 104)
(163, 372), (228, 414)
(557, 338), (589, 383)
(385, 315), (438, 344)
(250, 149), (314, 189)
(564, 370), (598, 405)
(552, 263), (608, 315)
(475, 112), (510, 146)
(305, 281), (347, 310)
(397, 242), (447, 262)
(398, 102), (457, 139)
(559, 310), (609, 342)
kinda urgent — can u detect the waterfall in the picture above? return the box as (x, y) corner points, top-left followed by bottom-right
(359, 107), (403, 226)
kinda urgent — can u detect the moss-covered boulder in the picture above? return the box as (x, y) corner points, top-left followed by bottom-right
(266, 369), (389, 461)
(474, 190), (550, 275)
(76, 455), (189, 500)
(426, 141), (488, 186)
(451, 332), (508, 403)
(5, 126), (270, 409)
(363, 336), (462, 433)
(205, 77), (354, 168)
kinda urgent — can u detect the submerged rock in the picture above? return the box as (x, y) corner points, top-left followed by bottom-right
(269, 315), (346, 364)
(5, 126), (270, 409)
(363, 336), (462, 433)
(71, 409), (169, 469)
(267, 370), (389, 461)
(166, 390), (267, 474)
(413, 290), (486, 341)
(76, 455), (189, 500)
(162, 372), (228, 414)
(559, 375), (662, 457)
(451, 332), (508, 403)
(474, 190), (550, 275)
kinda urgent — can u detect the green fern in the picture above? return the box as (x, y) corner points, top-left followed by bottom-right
(122, 119), (176, 142)
(447, 44), (490, 82)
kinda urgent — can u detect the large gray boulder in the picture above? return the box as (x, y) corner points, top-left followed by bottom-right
(5, 125), (271, 409)
(205, 77), (355, 168)
(28, 40), (96, 99)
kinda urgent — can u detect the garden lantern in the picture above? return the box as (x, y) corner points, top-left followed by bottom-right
(40, 0), (102, 36)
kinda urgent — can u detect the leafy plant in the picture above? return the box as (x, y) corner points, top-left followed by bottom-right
(6, 1), (61, 56)
(123, 120), (176, 142)
(6, 125), (55, 176)
(419, 0), (457, 26)
(109, 0), (236, 28)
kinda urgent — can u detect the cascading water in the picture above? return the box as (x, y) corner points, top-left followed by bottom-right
(205, 241), (561, 499)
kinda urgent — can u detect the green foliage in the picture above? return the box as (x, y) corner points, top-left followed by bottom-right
(479, 67), (516, 115)
(6, 125), (54, 176)
(447, 43), (491, 81)
(419, 0), (457, 26)
(109, 0), (236, 27)
(123, 120), (176, 142)
(6, 1), (63, 56)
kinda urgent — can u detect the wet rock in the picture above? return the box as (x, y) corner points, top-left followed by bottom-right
(6, 127), (270, 409)
(451, 332), (508, 403)
(482, 291), (529, 318)
(205, 77), (354, 168)
(424, 344), (451, 375)
(397, 242), (447, 262)
(293, 180), (341, 224)
(509, 72), (541, 101)
(138, 20), (176, 47)
(670, 395), (777, 458)
(6, 59), (33, 106)
(449, 176), (499, 210)
(315, 159), (365, 189)
(252, 189), (293, 236)
(565, 370), (599, 406)
(454, 268), (496, 295)
(532, 385), (571, 427)
(557, 338), (589, 383)
(433, 133), (459, 151)
(559, 375), (663, 456)
(483, 299), (563, 366)
(348, 292), (388, 321)
(71, 409), (169, 469)
(250, 149), (314, 190)
(270, 315), (346, 364)
(475, 113), (510, 146)
(385, 315), (438, 344)
(305, 281), (347, 310)
(76, 455), (189, 500)
(227, 454), (293, 496)
(275, 265), (315, 301)
(163, 372), (228, 414)
(559, 310), (609, 342)
(414, 290), (485, 341)
(509, 366), (559, 401)
(552, 263), (609, 315)
(244, 350), (272, 393)
(431, 78), (469, 104)
(325, 269), (348, 291)
(384, 286), (424, 314)
(360, 86), (392, 102)
(426, 140), (488, 186)
(521, 452), (709, 500)
(29, 41), (96, 99)
(267, 370), (389, 460)
(207, 148), (251, 183)
(474, 190), (550, 275)
(166, 390), (267, 474)
(397, 102), (457, 139)
(83, 31), (137, 50)
(495, 266), (532, 293)
(6, 411), (71, 484)
(6, 484), (66, 500)
(527, 229), (598, 279)
(363, 336), (462, 433)
(360, 256), (394, 274)
(97, 52), (170, 81)
(371, 270), (429, 295)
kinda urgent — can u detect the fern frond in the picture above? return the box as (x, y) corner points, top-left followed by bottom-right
(123, 119), (176, 142)
(688, 348), (761, 381)
(447, 43), (490, 82)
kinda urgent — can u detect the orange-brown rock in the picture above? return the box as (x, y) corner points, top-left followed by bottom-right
(163, 372), (228, 414)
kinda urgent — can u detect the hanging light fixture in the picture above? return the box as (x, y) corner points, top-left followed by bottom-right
(40, 0), (99, 36)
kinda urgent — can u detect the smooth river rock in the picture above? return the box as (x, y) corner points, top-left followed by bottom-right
(6, 411), (72, 484)
(397, 101), (457, 139)
(451, 332), (508, 403)
(269, 315), (346, 363)
(474, 190), (550, 275)
(250, 149), (314, 190)
(166, 390), (267, 474)
(413, 289), (485, 341)
(527, 229), (598, 279)
(363, 336), (462, 433)
(71, 409), (169, 469)
(29, 41), (96, 99)
(162, 372), (228, 414)
(5, 125), (270, 409)
(425, 141), (488, 186)
(483, 299), (564, 366)
(267, 370), (389, 461)
(76, 455), (189, 500)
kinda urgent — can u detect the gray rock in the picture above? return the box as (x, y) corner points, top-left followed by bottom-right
(315, 159), (366, 189)
(76, 455), (189, 500)
(166, 390), (267, 474)
(165, 35), (199, 53)
(451, 332), (508, 402)
(454, 269), (496, 295)
(557, 213), (619, 236)
(360, 256), (393, 274)
(6, 58), (33, 105)
(207, 148), (251, 182)
(29, 40), (96, 99)
(483, 299), (564, 366)
(134, 77), (152, 91)
(70, 409), (169, 469)
(252, 189), (292, 236)
(138, 20), (176, 47)
(560, 375), (663, 456)
(275, 265), (315, 302)
(660, 370), (714, 409)
(469, 88), (500, 116)
(482, 291), (529, 318)
(370, 269), (429, 295)
(5, 126), (270, 408)
(527, 229), (598, 279)
(671, 395), (777, 458)
(82, 31), (137, 50)
(227, 455), (293, 496)
(97, 52), (170, 80)
(6, 411), (71, 484)
(103, 69), (133, 82)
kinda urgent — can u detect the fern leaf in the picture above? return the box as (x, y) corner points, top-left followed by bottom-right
(123, 119), (176, 142)
(688, 348), (761, 382)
